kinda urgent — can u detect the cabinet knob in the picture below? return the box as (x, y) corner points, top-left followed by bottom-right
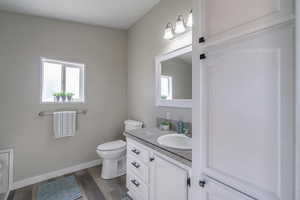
(150, 157), (155, 162)
(200, 54), (206, 60)
(131, 179), (140, 187)
(199, 180), (206, 188)
(131, 162), (140, 168)
(199, 37), (206, 43)
(131, 149), (140, 155)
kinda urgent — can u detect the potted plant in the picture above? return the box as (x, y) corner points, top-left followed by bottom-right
(66, 93), (74, 101)
(160, 121), (171, 131)
(60, 92), (66, 102)
(161, 95), (168, 100)
(53, 93), (61, 102)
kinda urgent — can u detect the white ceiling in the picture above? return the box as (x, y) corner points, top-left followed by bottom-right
(0, 0), (160, 29)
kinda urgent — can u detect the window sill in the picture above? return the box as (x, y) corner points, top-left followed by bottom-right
(41, 101), (85, 105)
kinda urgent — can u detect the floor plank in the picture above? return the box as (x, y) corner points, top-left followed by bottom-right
(75, 175), (88, 200)
(11, 166), (127, 200)
(76, 170), (106, 200)
(13, 186), (32, 200)
(6, 191), (14, 200)
(88, 166), (127, 200)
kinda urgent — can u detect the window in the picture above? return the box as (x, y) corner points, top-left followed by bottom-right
(41, 58), (85, 103)
(161, 75), (173, 100)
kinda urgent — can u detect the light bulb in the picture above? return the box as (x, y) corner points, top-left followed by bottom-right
(164, 23), (174, 40)
(175, 15), (186, 34)
(186, 10), (193, 27)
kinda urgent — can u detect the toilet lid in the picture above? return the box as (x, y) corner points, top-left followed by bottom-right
(97, 140), (126, 151)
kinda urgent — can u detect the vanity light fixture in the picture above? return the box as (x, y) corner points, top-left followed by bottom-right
(163, 22), (175, 40)
(186, 10), (193, 27)
(174, 15), (186, 34)
(163, 9), (192, 40)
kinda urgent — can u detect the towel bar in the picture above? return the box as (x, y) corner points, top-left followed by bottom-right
(38, 109), (87, 117)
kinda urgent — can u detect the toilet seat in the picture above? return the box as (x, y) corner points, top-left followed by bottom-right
(97, 140), (126, 151)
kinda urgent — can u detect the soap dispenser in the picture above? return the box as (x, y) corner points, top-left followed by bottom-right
(177, 120), (184, 134)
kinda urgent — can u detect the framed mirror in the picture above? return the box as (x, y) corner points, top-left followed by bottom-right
(155, 45), (192, 108)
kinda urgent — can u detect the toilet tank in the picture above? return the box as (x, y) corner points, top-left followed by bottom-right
(124, 120), (143, 132)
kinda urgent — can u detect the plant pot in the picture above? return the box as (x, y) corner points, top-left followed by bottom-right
(61, 96), (66, 102)
(67, 96), (73, 101)
(54, 96), (60, 102)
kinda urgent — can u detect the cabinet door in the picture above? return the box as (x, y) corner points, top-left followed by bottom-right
(150, 154), (189, 200)
(198, 0), (294, 43)
(199, 177), (255, 200)
(198, 23), (294, 200)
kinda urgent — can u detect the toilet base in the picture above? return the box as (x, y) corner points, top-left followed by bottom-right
(101, 156), (126, 179)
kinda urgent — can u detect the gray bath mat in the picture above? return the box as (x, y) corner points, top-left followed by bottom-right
(37, 175), (81, 200)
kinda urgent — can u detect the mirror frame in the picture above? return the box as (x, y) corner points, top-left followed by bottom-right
(155, 45), (192, 108)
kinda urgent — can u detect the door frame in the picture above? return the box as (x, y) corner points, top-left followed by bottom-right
(191, 0), (204, 198)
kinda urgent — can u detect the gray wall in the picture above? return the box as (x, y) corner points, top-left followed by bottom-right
(296, 1), (300, 199)
(128, 0), (192, 126)
(0, 11), (128, 181)
(162, 58), (192, 99)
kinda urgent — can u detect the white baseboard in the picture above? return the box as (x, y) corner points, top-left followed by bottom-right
(12, 159), (102, 190)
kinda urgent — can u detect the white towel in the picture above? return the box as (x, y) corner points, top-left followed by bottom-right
(53, 111), (76, 138)
(53, 112), (62, 138)
(124, 120), (143, 127)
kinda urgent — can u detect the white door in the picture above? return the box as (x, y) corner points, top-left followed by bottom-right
(198, 0), (294, 44)
(195, 23), (294, 200)
(150, 154), (189, 200)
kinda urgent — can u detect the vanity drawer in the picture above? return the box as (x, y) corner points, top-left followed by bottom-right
(127, 141), (150, 164)
(127, 171), (148, 200)
(128, 191), (145, 200)
(127, 155), (149, 183)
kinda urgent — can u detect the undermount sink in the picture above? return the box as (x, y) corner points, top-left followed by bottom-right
(157, 134), (192, 150)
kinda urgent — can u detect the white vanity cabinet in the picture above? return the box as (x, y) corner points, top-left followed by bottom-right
(126, 138), (191, 200)
(198, 0), (294, 44)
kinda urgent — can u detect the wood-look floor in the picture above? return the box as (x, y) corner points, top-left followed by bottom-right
(8, 166), (127, 200)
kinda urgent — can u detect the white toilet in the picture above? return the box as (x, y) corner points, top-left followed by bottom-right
(96, 120), (143, 179)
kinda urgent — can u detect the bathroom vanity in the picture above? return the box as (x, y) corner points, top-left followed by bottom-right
(124, 128), (191, 200)
(124, 36), (193, 200)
